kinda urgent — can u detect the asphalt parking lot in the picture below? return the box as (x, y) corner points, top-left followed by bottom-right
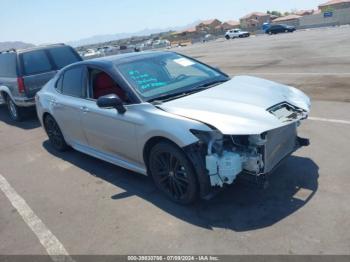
(179, 25), (350, 102)
(1, 26), (350, 256)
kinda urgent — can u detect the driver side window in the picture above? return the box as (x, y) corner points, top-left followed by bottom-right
(87, 68), (130, 103)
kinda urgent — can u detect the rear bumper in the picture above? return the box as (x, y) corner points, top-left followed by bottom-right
(14, 97), (35, 107)
(0, 92), (35, 107)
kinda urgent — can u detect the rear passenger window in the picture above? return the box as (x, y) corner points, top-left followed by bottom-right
(48, 47), (81, 69)
(62, 67), (84, 97)
(21, 50), (52, 75)
(0, 53), (17, 77)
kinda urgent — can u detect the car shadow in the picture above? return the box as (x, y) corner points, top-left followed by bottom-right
(43, 141), (319, 232)
(0, 104), (40, 130)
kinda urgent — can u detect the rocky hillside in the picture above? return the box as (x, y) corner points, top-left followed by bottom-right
(0, 41), (35, 52)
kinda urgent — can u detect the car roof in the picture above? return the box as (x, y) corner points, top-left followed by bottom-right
(78, 50), (173, 68)
(0, 43), (71, 57)
(14, 44), (69, 54)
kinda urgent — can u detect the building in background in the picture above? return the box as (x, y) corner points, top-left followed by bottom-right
(319, 0), (350, 12)
(294, 9), (316, 16)
(195, 19), (222, 34)
(299, 1), (350, 29)
(270, 15), (279, 20)
(272, 14), (302, 27)
(222, 20), (240, 30)
(240, 12), (271, 30)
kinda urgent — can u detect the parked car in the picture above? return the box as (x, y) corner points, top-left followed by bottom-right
(97, 46), (117, 56)
(265, 24), (296, 35)
(82, 49), (101, 59)
(36, 51), (310, 204)
(0, 44), (82, 121)
(225, 29), (250, 39)
(152, 39), (171, 49)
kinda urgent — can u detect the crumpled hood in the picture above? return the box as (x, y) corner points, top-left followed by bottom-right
(158, 76), (311, 135)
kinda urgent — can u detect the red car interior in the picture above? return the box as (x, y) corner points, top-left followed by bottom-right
(93, 72), (126, 100)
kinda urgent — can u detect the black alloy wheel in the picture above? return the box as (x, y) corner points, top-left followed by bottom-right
(149, 142), (198, 204)
(44, 115), (69, 152)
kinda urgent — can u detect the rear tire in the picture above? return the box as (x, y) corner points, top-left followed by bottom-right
(6, 96), (23, 122)
(149, 142), (198, 204)
(225, 35), (230, 40)
(44, 114), (69, 152)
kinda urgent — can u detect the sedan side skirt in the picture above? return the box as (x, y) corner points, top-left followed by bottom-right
(72, 142), (148, 175)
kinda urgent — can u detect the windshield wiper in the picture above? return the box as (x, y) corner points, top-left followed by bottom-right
(149, 90), (197, 104)
(194, 79), (228, 90)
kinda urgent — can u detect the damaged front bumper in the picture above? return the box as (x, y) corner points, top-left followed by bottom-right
(184, 122), (310, 199)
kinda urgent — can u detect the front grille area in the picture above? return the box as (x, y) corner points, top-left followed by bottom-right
(263, 123), (297, 173)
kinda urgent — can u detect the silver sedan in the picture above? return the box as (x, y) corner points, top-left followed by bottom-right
(36, 51), (311, 204)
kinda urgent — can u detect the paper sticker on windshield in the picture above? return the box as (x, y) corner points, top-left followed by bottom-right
(174, 58), (195, 67)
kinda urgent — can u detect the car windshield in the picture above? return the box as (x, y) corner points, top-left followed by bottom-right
(116, 53), (229, 102)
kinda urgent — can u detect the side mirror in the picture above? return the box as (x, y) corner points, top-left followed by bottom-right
(97, 94), (126, 114)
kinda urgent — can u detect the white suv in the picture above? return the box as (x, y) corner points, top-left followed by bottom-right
(225, 29), (250, 40)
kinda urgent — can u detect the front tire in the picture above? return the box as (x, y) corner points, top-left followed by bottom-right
(225, 35), (230, 40)
(149, 142), (198, 204)
(6, 96), (23, 122)
(44, 115), (69, 152)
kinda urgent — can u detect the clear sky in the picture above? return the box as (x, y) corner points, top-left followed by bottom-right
(0, 0), (325, 44)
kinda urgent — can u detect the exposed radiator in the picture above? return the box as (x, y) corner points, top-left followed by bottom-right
(263, 123), (297, 173)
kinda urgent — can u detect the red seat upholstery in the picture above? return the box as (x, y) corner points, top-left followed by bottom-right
(93, 72), (125, 100)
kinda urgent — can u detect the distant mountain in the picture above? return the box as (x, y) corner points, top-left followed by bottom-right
(0, 41), (35, 52)
(68, 20), (201, 47)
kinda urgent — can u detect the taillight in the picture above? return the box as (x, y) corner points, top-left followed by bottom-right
(17, 77), (25, 93)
